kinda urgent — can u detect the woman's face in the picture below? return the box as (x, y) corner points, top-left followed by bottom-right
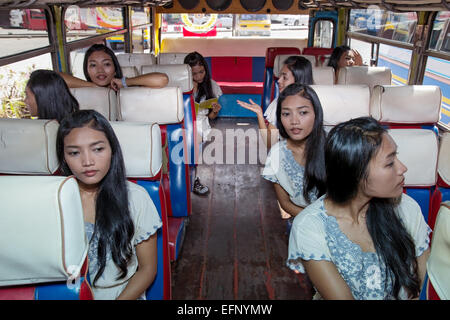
(278, 65), (296, 93)
(280, 94), (315, 142)
(63, 125), (112, 190)
(338, 50), (356, 68)
(362, 133), (408, 199)
(191, 64), (206, 84)
(24, 86), (38, 117)
(87, 50), (116, 87)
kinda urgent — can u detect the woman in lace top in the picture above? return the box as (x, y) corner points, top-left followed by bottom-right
(287, 117), (430, 299)
(262, 84), (326, 222)
(56, 110), (162, 299)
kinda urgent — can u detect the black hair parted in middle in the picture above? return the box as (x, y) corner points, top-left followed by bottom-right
(276, 83), (327, 203)
(56, 109), (134, 286)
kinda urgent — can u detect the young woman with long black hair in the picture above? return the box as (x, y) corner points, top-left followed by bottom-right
(262, 83), (326, 225)
(56, 110), (162, 300)
(24, 69), (79, 122)
(288, 117), (430, 299)
(327, 45), (364, 83)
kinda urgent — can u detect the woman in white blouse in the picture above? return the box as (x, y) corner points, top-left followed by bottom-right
(288, 116), (430, 300)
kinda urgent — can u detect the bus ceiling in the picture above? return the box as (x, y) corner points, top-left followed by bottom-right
(0, 1), (449, 12)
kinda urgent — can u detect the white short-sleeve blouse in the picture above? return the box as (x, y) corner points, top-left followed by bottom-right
(85, 181), (162, 300)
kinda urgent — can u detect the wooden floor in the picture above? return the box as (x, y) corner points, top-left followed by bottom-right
(171, 117), (314, 300)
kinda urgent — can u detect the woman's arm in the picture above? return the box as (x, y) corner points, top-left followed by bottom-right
(236, 99), (279, 149)
(273, 183), (304, 217)
(208, 102), (221, 120)
(58, 72), (97, 88)
(416, 248), (430, 289)
(116, 233), (158, 300)
(302, 259), (354, 300)
(112, 72), (169, 90)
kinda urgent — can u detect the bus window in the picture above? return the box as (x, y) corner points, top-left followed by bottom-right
(235, 14), (271, 37)
(313, 20), (333, 47)
(0, 54), (52, 119)
(131, 7), (151, 53)
(430, 11), (450, 53)
(0, 8), (50, 58)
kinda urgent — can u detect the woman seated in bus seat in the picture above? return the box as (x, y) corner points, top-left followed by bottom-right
(237, 56), (314, 149)
(262, 84), (326, 226)
(56, 110), (162, 300)
(25, 69), (79, 122)
(184, 51), (223, 196)
(287, 116), (431, 300)
(327, 45), (364, 84)
(60, 44), (168, 91)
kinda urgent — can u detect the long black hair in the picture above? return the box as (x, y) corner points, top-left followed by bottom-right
(26, 69), (79, 122)
(327, 45), (351, 72)
(325, 116), (420, 299)
(56, 110), (134, 286)
(184, 51), (214, 103)
(283, 55), (314, 84)
(276, 83), (326, 203)
(83, 44), (123, 83)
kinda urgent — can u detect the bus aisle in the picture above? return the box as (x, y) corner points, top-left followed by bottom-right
(171, 117), (314, 300)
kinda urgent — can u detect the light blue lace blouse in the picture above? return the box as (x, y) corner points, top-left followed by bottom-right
(287, 194), (431, 300)
(262, 139), (317, 208)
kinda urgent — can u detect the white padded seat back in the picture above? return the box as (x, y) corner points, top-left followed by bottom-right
(158, 52), (188, 65)
(389, 129), (438, 186)
(337, 66), (392, 91)
(117, 53), (155, 72)
(311, 85), (370, 127)
(370, 85), (442, 123)
(427, 201), (450, 300)
(0, 118), (59, 174)
(121, 66), (139, 78)
(273, 54), (316, 78)
(438, 132), (450, 185)
(110, 122), (162, 178)
(312, 67), (335, 85)
(141, 64), (193, 92)
(70, 87), (118, 121)
(118, 87), (184, 124)
(0, 176), (87, 286)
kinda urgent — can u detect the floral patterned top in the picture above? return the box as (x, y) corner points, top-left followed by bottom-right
(262, 139), (317, 208)
(287, 193), (431, 300)
(85, 181), (162, 300)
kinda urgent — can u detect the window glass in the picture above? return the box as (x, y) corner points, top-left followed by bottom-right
(160, 13), (308, 40)
(349, 8), (417, 43)
(0, 53), (52, 118)
(65, 6), (124, 43)
(429, 11), (450, 53)
(313, 20), (333, 47)
(0, 8), (50, 58)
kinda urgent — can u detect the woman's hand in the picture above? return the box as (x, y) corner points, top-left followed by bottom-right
(209, 102), (221, 119)
(352, 49), (364, 66)
(110, 78), (124, 91)
(236, 99), (263, 116)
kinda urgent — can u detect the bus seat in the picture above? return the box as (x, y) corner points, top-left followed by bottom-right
(273, 54), (334, 85)
(430, 132), (450, 232)
(370, 85), (442, 125)
(141, 64), (198, 189)
(122, 66), (139, 78)
(263, 47), (301, 112)
(389, 128), (439, 222)
(118, 87), (189, 262)
(117, 53), (155, 73)
(70, 87), (118, 121)
(302, 47), (334, 67)
(157, 52), (188, 65)
(426, 201), (450, 300)
(0, 175), (92, 300)
(110, 121), (171, 300)
(310, 85), (371, 130)
(337, 66), (392, 92)
(0, 118), (59, 175)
